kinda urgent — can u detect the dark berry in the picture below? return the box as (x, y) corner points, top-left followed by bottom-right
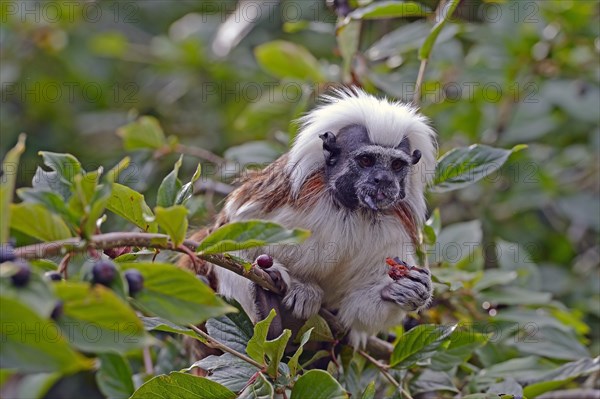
(11, 261), (31, 287)
(124, 269), (144, 295)
(45, 271), (63, 281)
(50, 301), (64, 320)
(255, 254), (273, 269)
(0, 244), (16, 263)
(92, 260), (117, 286)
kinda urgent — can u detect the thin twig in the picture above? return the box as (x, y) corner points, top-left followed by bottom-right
(177, 244), (198, 269)
(174, 144), (225, 165)
(58, 253), (72, 279)
(187, 324), (264, 369)
(358, 349), (414, 399)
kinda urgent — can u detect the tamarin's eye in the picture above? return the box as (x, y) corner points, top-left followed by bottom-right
(391, 159), (407, 172)
(357, 155), (376, 168)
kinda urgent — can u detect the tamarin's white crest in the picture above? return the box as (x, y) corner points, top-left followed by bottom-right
(185, 87), (437, 347)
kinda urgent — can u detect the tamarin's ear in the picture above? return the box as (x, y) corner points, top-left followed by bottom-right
(411, 149), (422, 165)
(319, 132), (341, 166)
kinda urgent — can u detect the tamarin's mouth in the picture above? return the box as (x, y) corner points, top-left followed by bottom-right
(361, 189), (395, 211)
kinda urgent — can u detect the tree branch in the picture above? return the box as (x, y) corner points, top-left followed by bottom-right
(14, 231), (391, 357)
(14, 232), (281, 293)
(173, 143), (226, 165)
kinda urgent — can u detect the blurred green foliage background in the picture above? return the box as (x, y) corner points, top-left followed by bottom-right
(1, 0), (599, 393)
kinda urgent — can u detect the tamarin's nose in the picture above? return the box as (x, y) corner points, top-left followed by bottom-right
(372, 171), (393, 187)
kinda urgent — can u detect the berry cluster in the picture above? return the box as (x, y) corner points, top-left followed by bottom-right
(92, 260), (144, 296)
(1, 243), (144, 297)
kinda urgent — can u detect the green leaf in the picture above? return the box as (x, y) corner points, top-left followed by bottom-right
(419, 0), (461, 60)
(296, 314), (334, 343)
(68, 168), (101, 216)
(16, 373), (62, 399)
(96, 353), (135, 399)
(17, 188), (77, 226)
(197, 220), (310, 255)
(348, 1), (429, 20)
(337, 20), (361, 82)
(0, 267), (57, 317)
(83, 182), (112, 238)
(67, 167), (112, 238)
(423, 208), (441, 245)
(487, 378), (523, 397)
(473, 356), (556, 389)
(190, 354), (257, 392)
(157, 156), (183, 207)
(38, 151), (82, 184)
(291, 369), (348, 399)
(246, 309), (276, 364)
(255, 41), (325, 82)
(9, 203), (73, 241)
(120, 262), (236, 325)
(264, 328), (292, 378)
(430, 329), (489, 371)
(288, 328), (313, 376)
(105, 157), (131, 184)
(130, 372), (236, 399)
(106, 183), (158, 232)
(117, 116), (167, 151)
(411, 369), (459, 395)
(141, 316), (198, 339)
(31, 167), (72, 201)
(510, 326), (589, 361)
(206, 300), (255, 353)
(390, 324), (457, 368)
(524, 357), (599, 398)
(238, 373), (274, 399)
(360, 381), (376, 399)
(432, 144), (526, 193)
(175, 163), (202, 205)
(154, 205), (188, 247)
(480, 286), (552, 306)
(0, 134), (26, 243)
(54, 282), (148, 353)
(472, 270), (519, 292)
(0, 295), (93, 373)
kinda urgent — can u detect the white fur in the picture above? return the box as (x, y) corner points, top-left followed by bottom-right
(214, 88), (437, 346)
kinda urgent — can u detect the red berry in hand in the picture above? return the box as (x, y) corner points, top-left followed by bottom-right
(124, 269), (144, 295)
(388, 268), (405, 281)
(385, 257), (410, 281)
(92, 260), (117, 286)
(255, 254), (273, 269)
(45, 271), (63, 281)
(11, 261), (31, 287)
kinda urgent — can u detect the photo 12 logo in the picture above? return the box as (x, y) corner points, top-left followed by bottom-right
(1, 1), (139, 24)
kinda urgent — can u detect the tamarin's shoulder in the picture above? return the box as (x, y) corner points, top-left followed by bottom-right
(227, 154), (325, 214)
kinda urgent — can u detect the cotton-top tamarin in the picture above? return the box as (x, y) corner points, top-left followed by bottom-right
(183, 87), (436, 347)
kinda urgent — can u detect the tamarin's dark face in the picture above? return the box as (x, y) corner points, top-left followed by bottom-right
(320, 124), (422, 211)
